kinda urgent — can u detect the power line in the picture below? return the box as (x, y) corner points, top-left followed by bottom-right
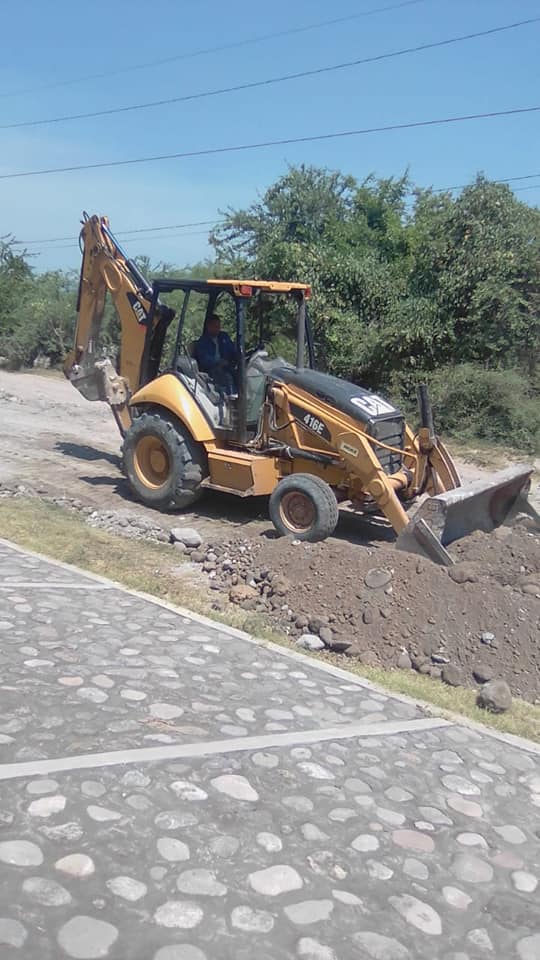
(32, 228), (215, 254)
(14, 173), (540, 248)
(1, 105), (539, 181)
(511, 184), (540, 194)
(28, 182), (540, 253)
(14, 219), (223, 246)
(434, 172), (540, 192)
(0, 0), (428, 99)
(4, 17), (538, 131)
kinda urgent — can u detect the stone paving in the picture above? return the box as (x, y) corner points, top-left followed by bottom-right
(0, 539), (539, 959)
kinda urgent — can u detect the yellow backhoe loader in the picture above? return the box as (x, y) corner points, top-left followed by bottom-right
(64, 213), (536, 564)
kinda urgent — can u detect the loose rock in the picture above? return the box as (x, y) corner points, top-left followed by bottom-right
(229, 584), (258, 605)
(442, 664), (464, 687)
(477, 679), (512, 713)
(296, 634), (325, 651)
(397, 652), (412, 670)
(359, 649), (379, 666)
(325, 635), (352, 653)
(473, 663), (495, 684)
(365, 568), (393, 590)
(170, 528), (202, 548)
(448, 564), (478, 584)
(481, 631), (496, 646)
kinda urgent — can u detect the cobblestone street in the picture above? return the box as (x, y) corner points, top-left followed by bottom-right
(0, 538), (539, 959)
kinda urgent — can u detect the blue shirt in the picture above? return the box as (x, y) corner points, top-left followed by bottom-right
(194, 331), (237, 373)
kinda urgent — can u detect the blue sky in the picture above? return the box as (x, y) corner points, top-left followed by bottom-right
(1, 0), (539, 272)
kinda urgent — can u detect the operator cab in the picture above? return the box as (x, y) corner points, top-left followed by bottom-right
(143, 278), (313, 443)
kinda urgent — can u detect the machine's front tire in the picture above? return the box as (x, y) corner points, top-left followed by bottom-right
(269, 474), (339, 542)
(122, 411), (206, 510)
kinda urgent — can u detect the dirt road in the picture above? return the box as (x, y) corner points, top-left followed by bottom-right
(2, 369), (537, 537)
(0, 370), (272, 541)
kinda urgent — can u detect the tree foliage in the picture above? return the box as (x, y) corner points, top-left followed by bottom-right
(1, 165), (539, 449)
(212, 165), (540, 393)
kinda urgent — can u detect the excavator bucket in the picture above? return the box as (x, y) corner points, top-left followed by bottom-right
(396, 464), (537, 565)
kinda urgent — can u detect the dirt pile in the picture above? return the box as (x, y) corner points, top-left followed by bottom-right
(182, 520), (540, 703)
(2, 480), (539, 703)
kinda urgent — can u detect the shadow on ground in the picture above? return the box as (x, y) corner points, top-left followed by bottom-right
(56, 441), (122, 469)
(56, 439), (394, 544)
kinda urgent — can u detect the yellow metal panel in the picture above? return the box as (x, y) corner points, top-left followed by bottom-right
(129, 374), (216, 443)
(207, 450), (279, 496)
(207, 279), (310, 295)
(288, 461), (346, 488)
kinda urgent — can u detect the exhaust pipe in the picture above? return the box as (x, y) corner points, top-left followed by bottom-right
(417, 382), (435, 440)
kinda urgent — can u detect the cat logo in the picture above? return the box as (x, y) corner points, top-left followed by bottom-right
(127, 292), (148, 326)
(350, 395), (395, 417)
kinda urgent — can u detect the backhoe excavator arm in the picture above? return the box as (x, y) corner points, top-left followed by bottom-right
(64, 213), (175, 434)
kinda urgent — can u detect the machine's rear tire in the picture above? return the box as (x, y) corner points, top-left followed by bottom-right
(122, 411), (206, 510)
(269, 474), (338, 542)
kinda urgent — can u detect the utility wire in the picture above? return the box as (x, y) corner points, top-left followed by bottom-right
(31, 183), (540, 254)
(31, 229), (215, 253)
(1, 105), (539, 181)
(433, 172), (540, 192)
(14, 174), (540, 247)
(21, 181), (540, 253)
(513, 183), (540, 192)
(3, 17), (538, 132)
(0, 0), (428, 99)
(14, 219), (223, 246)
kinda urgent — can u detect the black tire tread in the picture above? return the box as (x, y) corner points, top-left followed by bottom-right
(269, 473), (338, 542)
(122, 410), (206, 510)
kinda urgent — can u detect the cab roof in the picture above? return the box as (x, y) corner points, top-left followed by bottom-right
(152, 277), (310, 297)
(207, 279), (310, 294)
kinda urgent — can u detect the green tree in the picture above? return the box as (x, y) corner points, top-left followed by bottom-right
(409, 178), (540, 374)
(0, 238), (34, 360)
(211, 165), (412, 382)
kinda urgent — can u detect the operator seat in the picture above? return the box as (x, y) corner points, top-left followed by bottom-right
(176, 349), (222, 407)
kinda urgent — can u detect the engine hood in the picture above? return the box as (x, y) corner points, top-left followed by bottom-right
(272, 366), (402, 426)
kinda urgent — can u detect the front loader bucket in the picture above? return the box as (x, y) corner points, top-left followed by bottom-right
(396, 465), (536, 565)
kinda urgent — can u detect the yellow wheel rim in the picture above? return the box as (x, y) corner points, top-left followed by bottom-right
(133, 435), (171, 490)
(279, 491), (315, 534)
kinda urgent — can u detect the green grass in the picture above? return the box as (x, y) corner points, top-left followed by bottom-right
(328, 658), (540, 743)
(1, 497), (539, 744)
